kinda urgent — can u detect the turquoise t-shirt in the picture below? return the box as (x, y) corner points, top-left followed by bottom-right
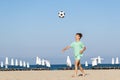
(70, 41), (85, 57)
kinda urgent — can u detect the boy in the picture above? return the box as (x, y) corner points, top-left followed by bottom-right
(62, 33), (86, 77)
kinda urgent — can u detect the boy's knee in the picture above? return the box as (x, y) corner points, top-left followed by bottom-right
(79, 65), (82, 68)
(75, 64), (78, 67)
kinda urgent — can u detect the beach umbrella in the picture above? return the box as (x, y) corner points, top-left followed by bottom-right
(5, 57), (9, 68)
(23, 61), (26, 67)
(11, 58), (14, 66)
(45, 60), (51, 68)
(26, 62), (30, 68)
(91, 58), (97, 66)
(38, 58), (42, 65)
(15, 59), (18, 66)
(97, 56), (104, 64)
(42, 59), (45, 66)
(115, 57), (119, 64)
(92, 60), (97, 66)
(19, 60), (23, 67)
(0, 61), (4, 67)
(85, 61), (88, 67)
(91, 60), (94, 66)
(66, 56), (72, 67)
(112, 58), (115, 64)
(5, 57), (9, 65)
(36, 56), (39, 65)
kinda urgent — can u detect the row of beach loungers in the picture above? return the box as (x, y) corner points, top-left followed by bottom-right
(0, 68), (50, 71)
(0, 65), (120, 71)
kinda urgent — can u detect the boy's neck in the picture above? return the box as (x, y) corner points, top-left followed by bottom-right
(76, 39), (80, 42)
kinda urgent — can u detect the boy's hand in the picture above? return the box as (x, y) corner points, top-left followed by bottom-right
(80, 50), (84, 54)
(62, 49), (66, 53)
(80, 47), (86, 54)
(62, 46), (71, 53)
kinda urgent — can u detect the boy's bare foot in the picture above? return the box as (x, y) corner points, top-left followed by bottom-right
(78, 73), (87, 77)
(82, 74), (87, 77)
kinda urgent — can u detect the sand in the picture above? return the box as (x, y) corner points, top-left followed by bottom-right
(0, 70), (119, 80)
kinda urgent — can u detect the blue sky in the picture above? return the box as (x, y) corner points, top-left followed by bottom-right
(0, 0), (120, 64)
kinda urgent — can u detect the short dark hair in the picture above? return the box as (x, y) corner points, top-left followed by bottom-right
(76, 33), (83, 39)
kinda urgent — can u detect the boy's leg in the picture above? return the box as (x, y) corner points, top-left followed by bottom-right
(79, 61), (85, 76)
(73, 60), (79, 77)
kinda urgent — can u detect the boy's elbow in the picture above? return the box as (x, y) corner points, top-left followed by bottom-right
(84, 47), (86, 50)
(67, 46), (71, 48)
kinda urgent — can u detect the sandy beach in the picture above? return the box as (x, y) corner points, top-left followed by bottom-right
(0, 70), (119, 80)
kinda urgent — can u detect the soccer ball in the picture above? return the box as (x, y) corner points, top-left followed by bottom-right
(58, 11), (65, 18)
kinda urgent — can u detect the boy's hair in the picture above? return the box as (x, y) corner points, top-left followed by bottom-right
(76, 33), (83, 39)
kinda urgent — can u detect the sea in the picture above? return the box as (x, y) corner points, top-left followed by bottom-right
(0, 64), (120, 70)
(50, 64), (120, 70)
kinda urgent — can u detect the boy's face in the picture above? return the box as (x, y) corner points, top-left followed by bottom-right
(75, 35), (80, 40)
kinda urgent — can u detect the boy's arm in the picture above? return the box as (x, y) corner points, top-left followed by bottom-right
(80, 46), (86, 54)
(62, 46), (71, 53)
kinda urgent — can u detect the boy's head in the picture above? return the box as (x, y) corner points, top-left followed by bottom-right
(75, 33), (83, 40)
